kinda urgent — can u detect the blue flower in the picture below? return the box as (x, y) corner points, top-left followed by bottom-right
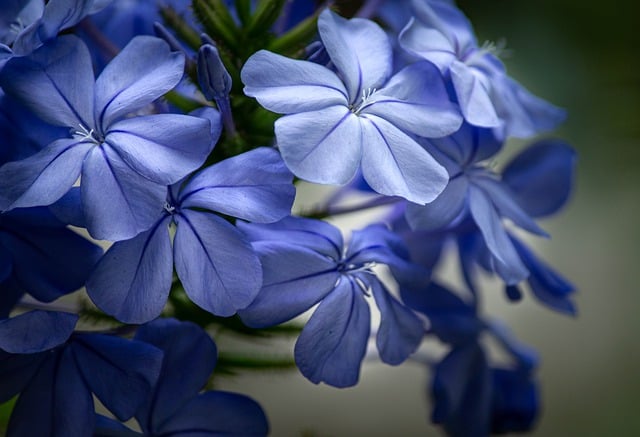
(0, 34), (212, 240)
(396, 135), (577, 311)
(0, 205), (102, 317)
(399, 0), (565, 137)
(87, 147), (295, 323)
(242, 8), (462, 204)
(406, 123), (551, 284)
(238, 217), (425, 387)
(0, 310), (164, 436)
(94, 318), (269, 436)
(402, 281), (540, 436)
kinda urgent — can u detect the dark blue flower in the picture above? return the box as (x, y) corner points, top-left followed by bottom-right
(87, 147), (295, 323)
(94, 318), (269, 436)
(0, 205), (102, 317)
(242, 8), (462, 204)
(238, 217), (425, 387)
(0, 310), (164, 437)
(0, 34), (212, 241)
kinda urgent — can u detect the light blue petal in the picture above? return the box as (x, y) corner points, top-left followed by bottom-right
(370, 279), (424, 365)
(0, 35), (95, 128)
(398, 18), (457, 71)
(179, 147), (295, 223)
(238, 241), (339, 328)
(450, 60), (501, 128)
(81, 145), (167, 241)
(106, 114), (212, 185)
(242, 50), (347, 114)
(95, 36), (185, 128)
(410, 0), (477, 51)
(0, 310), (77, 353)
(318, 9), (392, 102)
(0, 138), (92, 211)
(502, 139), (577, 218)
(360, 115), (448, 204)
(363, 61), (463, 138)
(86, 217), (173, 323)
(275, 105), (362, 185)
(406, 176), (468, 231)
(468, 185), (528, 284)
(295, 278), (370, 388)
(174, 210), (262, 317)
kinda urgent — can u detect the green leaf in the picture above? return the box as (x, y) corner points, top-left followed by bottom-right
(246, 0), (287, 37)
(193, 0), (240, 51)
(159, 5), (201, 51)
(267, 10), (320, 55)
(234, 0), (252, 25)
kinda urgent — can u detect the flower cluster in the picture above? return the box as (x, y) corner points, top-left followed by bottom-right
(0, 0), (576, 436)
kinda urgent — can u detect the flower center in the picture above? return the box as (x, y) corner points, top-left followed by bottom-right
(350, 87), (377, 115)
(72, 124), (103, 145)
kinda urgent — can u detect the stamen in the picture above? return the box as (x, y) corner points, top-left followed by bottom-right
(72, 124), (101, 144)
(163, 202), (176, 214)
(351, 87), (377, 115)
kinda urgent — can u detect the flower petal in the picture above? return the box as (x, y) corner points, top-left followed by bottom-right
(473, 176), (549, 237)
(242, 50), (347, 114)
(398, 18), (457, 71)
(370, 279), (424, 365)
(81, 145), (167, 241)
(468, 185), (528, 284)
(238, 241), (339, 328)
(71, 333), (163, 421)
(318, 9), (392, 102)
(491, 75), (566, 138)
(179, 147), (295, 223)
(0, 310), (77, 353)
(406, 176), (469, 231)
(363, 61), (463, 138)
(0, 35), (95, 128)
(95, 36), (185, 128)
(0, 206), (102, 302)
(295, 278), (370, 388)
(275, 105), (361, 185)
(174, 210), (262, 317)
(134, 319), (217, 432)
(106, 113), (212, 185)
(360, 115), (448, 204)
(239, 217), (343, 259)
(450, 60), (501, 128)
(0, 138), (92, 211)
(86, 217), (173, 324)
(159, 391), (269, 436)
(502, 139), (577, 218)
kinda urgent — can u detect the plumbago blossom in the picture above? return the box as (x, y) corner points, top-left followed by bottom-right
(0, 1), (577, 436)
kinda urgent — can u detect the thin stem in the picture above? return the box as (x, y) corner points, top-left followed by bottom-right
(355, 0), (386, 19)
(16, 298), (79, 314)
(305, 195), (403, 219)
(78, 18), (120, 61)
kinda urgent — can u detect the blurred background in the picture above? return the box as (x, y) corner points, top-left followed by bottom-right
(218, 0), (640, 435)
